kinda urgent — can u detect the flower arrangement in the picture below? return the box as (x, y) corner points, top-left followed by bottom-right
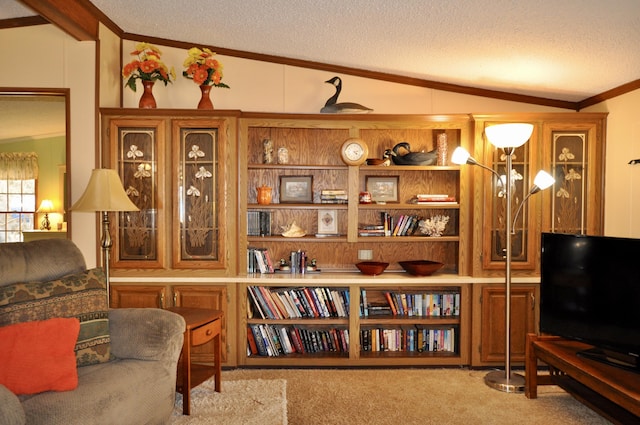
(182, 47), (230, 88)
(122, 42), (175, 92)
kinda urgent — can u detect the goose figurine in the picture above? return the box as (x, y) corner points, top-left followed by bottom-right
(389, 142), (437, 166)
(320, 76), (373, 114)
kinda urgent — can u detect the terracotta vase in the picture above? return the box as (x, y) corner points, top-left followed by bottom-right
(198, 84), (214, 110)
(256, 185), (272, 205)
(139, 80), (157, 108)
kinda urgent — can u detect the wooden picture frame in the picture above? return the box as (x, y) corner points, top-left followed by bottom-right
(366, 176), (399, 203)
(317, 209), (338, 234)
(279, 175), (313, 203)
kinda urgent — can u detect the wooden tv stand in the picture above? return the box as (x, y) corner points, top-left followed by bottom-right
(525, 334), (640, 424)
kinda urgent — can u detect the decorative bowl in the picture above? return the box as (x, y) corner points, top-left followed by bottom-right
(398, 260), (444, 276)
(366, 158), (386, 166)
(356, 261), (389, 275)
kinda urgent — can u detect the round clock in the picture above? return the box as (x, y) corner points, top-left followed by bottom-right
(340, 138), (369, 166)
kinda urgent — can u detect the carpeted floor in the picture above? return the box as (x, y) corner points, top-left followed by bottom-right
(222, 368), (614, 425)
(170, 378), (287, 425)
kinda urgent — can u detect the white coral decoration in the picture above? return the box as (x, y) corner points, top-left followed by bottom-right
(419, 215), (450, 237)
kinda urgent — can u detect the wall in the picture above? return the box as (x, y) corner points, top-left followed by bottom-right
(584, 88), (640, 237)
(0, 25), (98, 267)
(119, 41), (567, 115)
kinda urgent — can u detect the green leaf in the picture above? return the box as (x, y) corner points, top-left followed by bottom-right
(125, 77), (138, 92)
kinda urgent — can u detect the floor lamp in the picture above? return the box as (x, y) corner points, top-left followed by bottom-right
(452, 123), (554, 393)
(71, 169), (139, 307)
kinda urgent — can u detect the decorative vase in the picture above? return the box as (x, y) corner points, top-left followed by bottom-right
(198, 84), (214, 110)
(139, 80), (157, 108)
(256, 185), (272, 205)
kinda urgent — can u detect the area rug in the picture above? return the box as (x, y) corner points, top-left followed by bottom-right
(170, 379), (287, 425)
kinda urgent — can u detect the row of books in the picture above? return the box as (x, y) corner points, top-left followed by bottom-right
(247, 210), (272, 236)
(247, 324), (350, 356)
(248, 286), (350, 319)
(320, 189), (348, 204)
(247, 247), (275, 273)
(360, 326), (456, 353)
(358, 212), (423, 237)
(360, 290), (460, 317)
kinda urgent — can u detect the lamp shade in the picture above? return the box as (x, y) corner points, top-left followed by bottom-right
(451, 147), (471, 165)
(533, 170), (555, 191)
(485, 123), (533, 149)
(36, 199), (55, 213)
(71, 169), (139, 212)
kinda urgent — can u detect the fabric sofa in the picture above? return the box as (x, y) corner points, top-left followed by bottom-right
(0, 239), (186, 425)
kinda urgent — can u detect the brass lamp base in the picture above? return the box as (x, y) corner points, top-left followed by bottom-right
(484, 370), (525, 393)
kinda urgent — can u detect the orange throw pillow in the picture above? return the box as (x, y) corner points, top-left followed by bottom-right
(0, 317), (80, 395)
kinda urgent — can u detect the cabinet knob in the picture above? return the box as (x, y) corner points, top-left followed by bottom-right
(206, 329), (212, 336)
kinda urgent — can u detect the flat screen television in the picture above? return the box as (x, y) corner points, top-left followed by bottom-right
(540, 232), (640, 372)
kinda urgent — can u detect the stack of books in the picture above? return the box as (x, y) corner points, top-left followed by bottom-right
(358, 224), (385, 237)
(320, 189), (348, 204)
(411, 194), (457, 205)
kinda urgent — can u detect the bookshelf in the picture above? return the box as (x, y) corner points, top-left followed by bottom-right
(238, 113), (472, 274)
(239, 277), (471, 366)
(237, 113), (472, 367)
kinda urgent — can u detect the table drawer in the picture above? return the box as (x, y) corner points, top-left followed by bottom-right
(192, 319), (221, 346)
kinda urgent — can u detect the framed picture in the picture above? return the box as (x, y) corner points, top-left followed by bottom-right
(317, 209), (338, 234)
(279, 175), (313, 203)
(366, 176), (399, 203)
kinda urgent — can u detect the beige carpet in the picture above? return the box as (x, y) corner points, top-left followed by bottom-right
(223, 368), (614, 425)
(170, 378), (287, 425)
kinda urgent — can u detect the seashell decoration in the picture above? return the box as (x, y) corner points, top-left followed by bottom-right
(281, 222), (306, 238)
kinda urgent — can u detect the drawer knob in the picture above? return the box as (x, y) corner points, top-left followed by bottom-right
(206, 329), (212, 336)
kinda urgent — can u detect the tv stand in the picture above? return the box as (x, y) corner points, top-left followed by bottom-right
(526, 334), (640, 424)
(577, 347), (640, 374)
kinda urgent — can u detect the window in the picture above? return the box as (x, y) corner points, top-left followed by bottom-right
(0, 179), (36, 242)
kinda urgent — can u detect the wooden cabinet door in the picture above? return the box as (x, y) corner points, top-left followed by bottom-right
(110, 284), (167, 309)
(479, 285), (537, 364)
(172, 285), (228, 363)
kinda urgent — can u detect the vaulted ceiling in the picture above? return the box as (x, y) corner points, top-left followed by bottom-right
(3, 0), (640, 111)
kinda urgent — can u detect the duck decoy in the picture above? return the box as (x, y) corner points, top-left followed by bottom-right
(320, 76), (373, 114)
(389, 142), (437, 166)
(381, 149), (394, 166)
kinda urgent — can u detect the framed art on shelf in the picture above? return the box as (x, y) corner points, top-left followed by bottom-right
(279, 175), (313, 203)
(317, 209), (338, 234)
(366, 176), (399, 203)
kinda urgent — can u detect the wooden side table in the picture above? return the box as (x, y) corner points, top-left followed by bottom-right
(167, 307), (224, 415)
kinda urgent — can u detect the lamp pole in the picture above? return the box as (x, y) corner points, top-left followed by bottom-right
(483, 147), (525, 392)
(451, 124), (554, 393)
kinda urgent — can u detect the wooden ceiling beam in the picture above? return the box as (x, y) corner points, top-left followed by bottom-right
(18, 0), (99, 41)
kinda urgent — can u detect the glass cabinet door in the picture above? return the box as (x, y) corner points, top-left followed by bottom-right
(108, 118), (166, 269)
(172, 119), (228, 269)
(480, 123), (539, 271)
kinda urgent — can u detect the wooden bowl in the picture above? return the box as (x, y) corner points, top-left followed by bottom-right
(356, 261), (389, 275)
(366, 158), (385, 166)
(398, 260), (444, 276)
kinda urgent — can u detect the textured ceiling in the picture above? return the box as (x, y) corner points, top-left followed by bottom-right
(90, 0), (639, 102)
(3, 0), (640, 102)
(2, 0), (640, 141)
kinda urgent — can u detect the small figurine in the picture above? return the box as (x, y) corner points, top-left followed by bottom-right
(263, 138), (274, 164)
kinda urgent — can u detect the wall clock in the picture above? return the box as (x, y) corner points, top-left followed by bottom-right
(340, 138), (368, 166)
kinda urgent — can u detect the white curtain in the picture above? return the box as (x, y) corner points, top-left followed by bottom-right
(0, 152), (39, 179)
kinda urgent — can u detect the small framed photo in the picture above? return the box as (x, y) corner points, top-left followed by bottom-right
(366, 176), (399, 203)
(279, 175), (313, 203)
(317, 209), (338, 234)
